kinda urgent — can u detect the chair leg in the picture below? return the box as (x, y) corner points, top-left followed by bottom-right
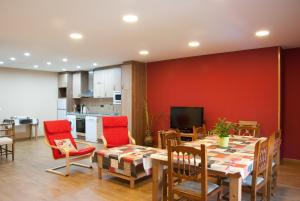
(65, 157), (70, 176)
(12, 143), (15, 161)
(5, 144), (8, 158)
(98, 167), (102, 179)
(163, 170), (167, 201)
(0, 145), (2, 156)
(251, 190), (257, 201)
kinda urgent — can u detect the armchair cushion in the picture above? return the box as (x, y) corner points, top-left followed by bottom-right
(102, 116), (130, 148)
(54, 139), (78, 154)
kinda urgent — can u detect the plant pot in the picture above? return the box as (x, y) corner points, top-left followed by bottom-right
(218, 136), (230, 148)
(144, 130), (153, 147)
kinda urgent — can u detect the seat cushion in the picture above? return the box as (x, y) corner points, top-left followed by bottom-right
(0, 137), (13, 145)
(58, 146), (96, 158)
(224, 175), (264, 187)
(174, 180), (220, 196)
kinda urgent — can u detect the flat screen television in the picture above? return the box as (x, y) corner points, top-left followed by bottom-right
(170, 106), (204, 133)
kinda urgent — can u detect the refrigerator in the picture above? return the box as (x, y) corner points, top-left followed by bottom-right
(57, 98), (67, 119)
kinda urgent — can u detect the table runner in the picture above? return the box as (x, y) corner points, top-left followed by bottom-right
(151, 135), (265, 179)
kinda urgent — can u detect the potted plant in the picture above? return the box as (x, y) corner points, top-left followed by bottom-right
(211, 118), (236, 148)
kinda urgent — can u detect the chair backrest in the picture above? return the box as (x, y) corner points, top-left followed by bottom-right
(252, 138), (270, 189)
(193, 124), (207, 140)
(165, 132), (181, 149)
(159, 130), (180, 149)
(237, 121), (260, 137)
(273, 130), (282, 161)
(102, 116), (129, 148)
(167, 142), (208, 200)
(44, 120), (76, 159)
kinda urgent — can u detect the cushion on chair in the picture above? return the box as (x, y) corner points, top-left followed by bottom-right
(242, 175), (264, 186)
(54, 146), (96, 159)
(54, 139), (78, 154)
(102, 116), (129, 148)
(174, 180), (220, 196)
(0, 137), (13, 145)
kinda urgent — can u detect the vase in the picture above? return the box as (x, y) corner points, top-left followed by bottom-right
(144, 130), (153, 147)
(218, 136), (230, 148)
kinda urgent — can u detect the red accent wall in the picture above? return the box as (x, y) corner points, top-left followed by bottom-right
(147, 47), (279, 144)
(282, 48), (300, 160)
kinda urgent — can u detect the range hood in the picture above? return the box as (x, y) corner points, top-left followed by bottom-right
(80, 70), (94, 98)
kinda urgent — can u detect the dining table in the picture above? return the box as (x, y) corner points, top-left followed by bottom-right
(150, 135), (265, 201)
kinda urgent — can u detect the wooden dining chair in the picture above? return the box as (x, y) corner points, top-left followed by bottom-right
(167, 142), (222, 201)
(159, 129), (180, 149)
(237, 121), (260, 137)
(193, 124), (207, 140)
(223, 138), (271, 201)
(271, 130), (282, 195)
(0, 121), (15, 161)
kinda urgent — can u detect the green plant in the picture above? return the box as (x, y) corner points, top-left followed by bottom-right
(211, 118), (236, 138)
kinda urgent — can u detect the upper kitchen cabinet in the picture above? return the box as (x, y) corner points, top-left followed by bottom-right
(58, 73), (68, 88)
(72, 71), (88, 98)
(93, 67), (121, 98)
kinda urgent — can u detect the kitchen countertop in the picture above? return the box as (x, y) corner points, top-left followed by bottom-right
(67, 112), (120, 118)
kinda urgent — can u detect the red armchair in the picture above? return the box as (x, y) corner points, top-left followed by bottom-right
(44, 120), (96, 176)
(102, 116), (135, 149)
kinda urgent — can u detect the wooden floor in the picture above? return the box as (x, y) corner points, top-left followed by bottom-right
(0, 139), (300, 201)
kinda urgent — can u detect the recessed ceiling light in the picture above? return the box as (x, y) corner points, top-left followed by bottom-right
(76, 65), (81, 69)
(46, 62), (52, 65)
(188, 41), (200, 47)
(24, 52), (31, 57)
(62, 68), (66, 71)
(0, 61), (4, 65)
(255, 30), (270, 37)
(122, 14), (138, 23)
(33, 65), (39, 68)
(62, 58), (68, 62)
(10, 57), (16, 61)
(69, 33), (83, 40)
(92, 63), (98, 67)
(139, 50), (149, 55)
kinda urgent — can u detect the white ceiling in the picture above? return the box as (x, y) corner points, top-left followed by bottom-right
(0, 0), (300, 72)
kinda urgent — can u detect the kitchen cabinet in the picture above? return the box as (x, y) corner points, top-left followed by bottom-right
(93, 67), (121, 98)
(72, 72), (88, 98)
(67, 115), (77, 138)
(58, 73), (68, 88)
(85, 116), (102, 142)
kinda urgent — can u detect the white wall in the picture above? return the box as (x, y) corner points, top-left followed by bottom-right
(0, 67), (58, 135)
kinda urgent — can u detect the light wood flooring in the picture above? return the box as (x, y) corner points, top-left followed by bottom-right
(0, 139), (299, 201)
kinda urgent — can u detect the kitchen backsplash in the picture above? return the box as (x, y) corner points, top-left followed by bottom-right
(75, 98), (121, 114)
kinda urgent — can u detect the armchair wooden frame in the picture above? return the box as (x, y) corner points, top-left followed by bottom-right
(101, 131), (136, 149)
(44, 138), (94, 176)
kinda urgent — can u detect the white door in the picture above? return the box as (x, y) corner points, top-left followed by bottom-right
(67, 115), (77, 138)
(104, 68), (114, 97)
(85, 116), (98, 142)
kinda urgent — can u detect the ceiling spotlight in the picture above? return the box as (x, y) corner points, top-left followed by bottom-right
(62, 68), (66, 71)
(46, 62), (52, 65)
(24, 52), (31, 57)
(255, 30), (270, 37)
(0, 61), (4, 65)
(33, 65), (39, 68)
(188, 41), (200, 47)
(62, 58), (68, 62)
(10, 57), (16, 61)
(69, 33), (83, 40)
(92, 63), (98, 67)
(122, 14), (138, 23)
(76, 66), (81, 69)
(139, 50), (149, 55)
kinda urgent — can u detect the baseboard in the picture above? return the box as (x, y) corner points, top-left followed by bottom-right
(282, 158), (300, 164)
